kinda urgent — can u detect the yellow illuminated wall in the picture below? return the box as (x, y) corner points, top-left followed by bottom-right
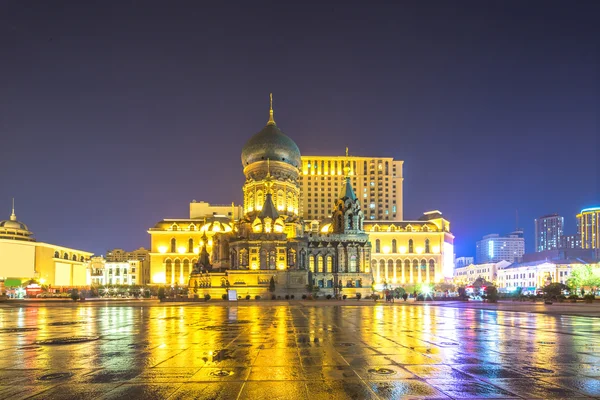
(0, 240), (36, 279)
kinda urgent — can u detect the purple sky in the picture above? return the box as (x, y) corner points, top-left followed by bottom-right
(1, 0), (598, 257)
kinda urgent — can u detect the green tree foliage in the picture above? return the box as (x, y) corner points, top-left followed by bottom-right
(485, 286), (499, 303)
(543, 282), (568, 298)
(566, 264), (600, 291)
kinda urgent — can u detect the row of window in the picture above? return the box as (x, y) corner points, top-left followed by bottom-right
(302, 160), (396, 176)
(53, 251), (85, 262)
(374, 239), (430, 253)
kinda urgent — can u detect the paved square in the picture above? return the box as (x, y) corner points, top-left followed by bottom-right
(1, 302), (600, 399)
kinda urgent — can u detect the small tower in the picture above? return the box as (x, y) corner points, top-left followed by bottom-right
(332, 148), (364, 234)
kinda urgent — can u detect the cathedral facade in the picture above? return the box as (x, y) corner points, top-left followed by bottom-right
(148, 96), (374, 298)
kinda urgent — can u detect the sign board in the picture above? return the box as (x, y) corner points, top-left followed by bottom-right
(228, 290), (238, 301)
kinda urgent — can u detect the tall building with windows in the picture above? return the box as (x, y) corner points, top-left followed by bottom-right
(577, 207), (600, 249)
(560, 233), (582, 249)
(299, 155), (403, 221)
(534, 214), (563, 252)
(476, 230), (524, 264)
(455, 256), (474, 269)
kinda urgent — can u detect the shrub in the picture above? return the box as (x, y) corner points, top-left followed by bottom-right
(157, 287), (166, 301)
(485, 286), (499, 303)
(342, 295), (347, 300)
(204, 294), (211, 301)
(302, 294), (307, 299)
(568, 294), (579, 302)
(557, 294), (566, 303)
(255, 295), (261, 300)
(70, 289), (79, 301)
(584, 294), (595, 303)
(285, 295), (290, 300)
(356, 293), (362, 300)
(326, 294), (332, 299)
(246, 295), (251, 300)
(290, 295), (295, 299)
(277, 295), (282, 300)
(271, 295), (276, 300)
(222, 294), (227, 300)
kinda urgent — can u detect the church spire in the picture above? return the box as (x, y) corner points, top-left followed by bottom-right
(339, 148), (356, 200)
(267, 93), (276, 125)
(10, 198), (17, 222)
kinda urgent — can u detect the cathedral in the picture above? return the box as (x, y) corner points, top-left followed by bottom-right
(148, 95), (374, 298)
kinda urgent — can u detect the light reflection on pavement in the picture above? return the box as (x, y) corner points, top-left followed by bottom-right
(0, 302), (599, 399)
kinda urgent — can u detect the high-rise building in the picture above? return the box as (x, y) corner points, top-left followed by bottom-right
(299, 154), (403, 221)
(476, 230), (524, 264)
(577, 207), (600, 249)
(534, 214), (563, 252)
(560, 233), (582, 249)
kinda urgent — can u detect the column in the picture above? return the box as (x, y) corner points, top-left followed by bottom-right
(393, 261), (397, 282)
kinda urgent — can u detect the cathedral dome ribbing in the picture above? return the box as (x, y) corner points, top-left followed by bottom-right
(240, 94), (301, 169)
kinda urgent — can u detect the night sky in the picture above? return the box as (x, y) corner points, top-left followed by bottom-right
(1, 1), (598, 258)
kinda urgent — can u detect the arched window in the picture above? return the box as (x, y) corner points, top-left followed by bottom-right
(288, 249), (296, 266)
(183, 259), (190, 277)
(256, 190), (264, 210)
(72, 254), (77, 261)
(309, 255), (315, 272)
(260, 249), (268, 270)
(387, 259), (394, 278)
(396, 259), (402, 279)
(63, 253), (69, 260)
(425, 238), (430, 253)
(326, 256), (332, 273)
(429, 259), (435, 281)
(54, 251), (59, 258)
(392, 239), (397, 253)
(420, 259), (427, 270)
(269, 251), (276, 269)
(230, 251), (237, 269)
(300, 250), (306, 269)
(277, 190), (284, 211)
(171, 224), (179, 231)
(188, 238), (194, 253)
(240, 249), (248, 267)
(170, 238), (176, 253)
(375, 239), (381, 253)
(379, 260), (385, 280)
(349, 255), (357, 272)
(408, 239), (414, 253)
(80, 256), (84, 262)
(174, 259), (181, 283)
(404, 259), (411, 279)
(317, 255), (324, 273)
(165, 260), (172, 284)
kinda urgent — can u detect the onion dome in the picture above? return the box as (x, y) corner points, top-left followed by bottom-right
(241, 94), (301, 169)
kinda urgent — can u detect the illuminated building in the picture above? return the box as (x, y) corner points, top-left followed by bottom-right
(453, 260), (511, 286)
(535, 213), (563, 252)
(299, 155), (402, 221)
(0, 200), (92, 288)
(149, 95), (451, 295)
(455, 256), (474, 269)
(577, 207), (600, 249)
(106, 247), (150, 284)
(476, 231), (524, 264)
(496, 259), (597, 292)
(560, 233), (582, 249)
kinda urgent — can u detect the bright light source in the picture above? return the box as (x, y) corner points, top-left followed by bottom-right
(178, 246), (186, 254)
(382, 246), (390, 254)
(158, 246), (167, 254)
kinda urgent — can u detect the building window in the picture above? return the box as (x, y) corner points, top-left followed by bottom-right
(188, 238), (194, 253)
(375, 239), (381, 253)
(425, 239), (430, 253)
(309, 255), (315, 272)
(317, 255), (324, 272)
(392, 239), (397, 253)
(326, 256), (332, 273)
(408, 239), (414, 253)
(170, 238), (176, 253)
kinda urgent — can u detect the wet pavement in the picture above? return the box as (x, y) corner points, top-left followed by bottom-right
(0, 303), (599, 399)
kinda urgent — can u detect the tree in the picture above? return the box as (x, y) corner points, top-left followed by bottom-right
(543, 282), (567, 298)
(70, 289), (79, 301)
(269, 276), (276, 293)
(157, 287), (166, 300)
(566, 264), (600, 292)
(484, 286), (499, 303)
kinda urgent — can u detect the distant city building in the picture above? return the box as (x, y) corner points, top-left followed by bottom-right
(189, 201), (242, 220)
(0, 201), (92, 288)
(534, 214), (563, 252)
(88, 256), (141, 286)
(455, 256), (474, 269)
(453, 260), (511, 285)
(299, 155), (403, 221)
(522, 248), (598, 263)
(560, 234), (582, 250)
(496, 258), (595, 293)
(476, 230), (524, 264)
(577, 207), (600, 250)
(106, 247), (151, 285)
